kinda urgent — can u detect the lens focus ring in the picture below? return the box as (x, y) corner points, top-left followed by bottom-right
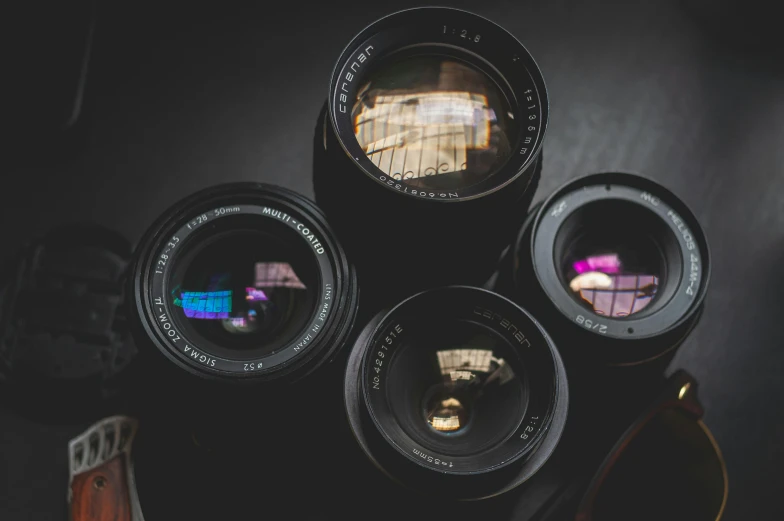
(507, 172), (710, 367)
(130, 183), (358, 383)
(345, 286), (568, 499)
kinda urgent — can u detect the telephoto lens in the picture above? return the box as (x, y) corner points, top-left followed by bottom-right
(314, 7), (547, 308)
(344, 286), (568, 501)
(128, 182), (358, 450)
(495, 172), (710, 391)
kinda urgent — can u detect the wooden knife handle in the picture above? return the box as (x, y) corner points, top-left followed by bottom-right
(68, 416), (142, 521)
(70, 455), (132, 521)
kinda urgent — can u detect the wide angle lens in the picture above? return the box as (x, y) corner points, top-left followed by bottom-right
(314, 7), (548, 306)
(344, 286), (568, 500)
(130, 183), (358, 384)
(497, 172), (710, 368)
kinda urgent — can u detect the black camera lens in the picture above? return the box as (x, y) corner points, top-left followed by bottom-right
(498, 172), (710, 369)
(130, 183), (358, 384)
(345, 286), (568, 500)
(314, 7), (547, 305)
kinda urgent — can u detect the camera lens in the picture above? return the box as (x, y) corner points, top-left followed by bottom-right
(314, 7), (547, 305)
(344, 286), (568, 500)
(130, 183), (358, 384)
(498, 172), (710, 369)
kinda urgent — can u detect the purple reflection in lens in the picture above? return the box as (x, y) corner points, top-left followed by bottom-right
(572, 254), (621, 274)
(245, 287), (268, 301)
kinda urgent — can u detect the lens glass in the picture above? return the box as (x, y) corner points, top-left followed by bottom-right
(168, 220), (318, 358)
(352, 55), (517, 191)
(383, 319), (526, 456)
(557, 201), (667, 319)
(590, 410), (726, 521)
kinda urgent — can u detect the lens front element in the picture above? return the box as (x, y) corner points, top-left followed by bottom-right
(385, 319), (527, 457)
(353, 286), (565, 492)
(353, 55), (517, 191)
(556, 201), (668, 319)
(168, 223), (318, 359)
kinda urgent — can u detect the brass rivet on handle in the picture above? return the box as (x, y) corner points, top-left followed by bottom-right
(93, 476), (108, 490)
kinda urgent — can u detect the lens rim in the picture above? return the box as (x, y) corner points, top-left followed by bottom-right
(345, 286), (568, 499)
(131, 183), (358, 383)
(518, 172), (710, 365)
(327, 7), (548, 202)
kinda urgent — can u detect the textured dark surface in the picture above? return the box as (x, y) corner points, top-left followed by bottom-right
(1, 1), (783, 519)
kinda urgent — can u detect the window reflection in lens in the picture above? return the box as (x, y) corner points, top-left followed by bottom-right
(384, 323), (526, 457)
(564, 246), (662, 319)
(567, 252), (660, 318)
(173, 262), (307, 335)
(169, 229), (317, 356)
(423, 344), (516, 437)
(352, 56), (517, 190)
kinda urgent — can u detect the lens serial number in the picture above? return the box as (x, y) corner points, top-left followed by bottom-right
(371, 324), (403, 389)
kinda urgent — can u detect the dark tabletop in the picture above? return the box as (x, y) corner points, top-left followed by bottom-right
(1, 1), (783, 519)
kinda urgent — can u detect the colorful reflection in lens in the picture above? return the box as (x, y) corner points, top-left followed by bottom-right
(172, 262), (306, 321)
(173, 290), (232, 319)
(573, 254), (621, 275)
(245, 288), (268, 302)
(569, 254), (659, 318)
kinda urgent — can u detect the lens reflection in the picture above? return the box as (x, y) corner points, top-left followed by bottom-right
(423, 347), (517, 435)
(352, 55), (516, 190)
(562, 238), (663, 319)
(169, 228), (317, 356)
(385, 322), (526, 456)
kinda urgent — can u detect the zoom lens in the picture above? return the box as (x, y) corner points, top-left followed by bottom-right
(130, 183), (358, 384)
(314, 7), (547, 306)
(344, 286), (567, 500)
(498, 172), (710, 369)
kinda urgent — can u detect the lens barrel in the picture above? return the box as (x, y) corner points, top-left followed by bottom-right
(344, 286), (567, 500)
(314, 7), (547, 307)
(496, 172), (710, 372)
(130, 183), (358, 386)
